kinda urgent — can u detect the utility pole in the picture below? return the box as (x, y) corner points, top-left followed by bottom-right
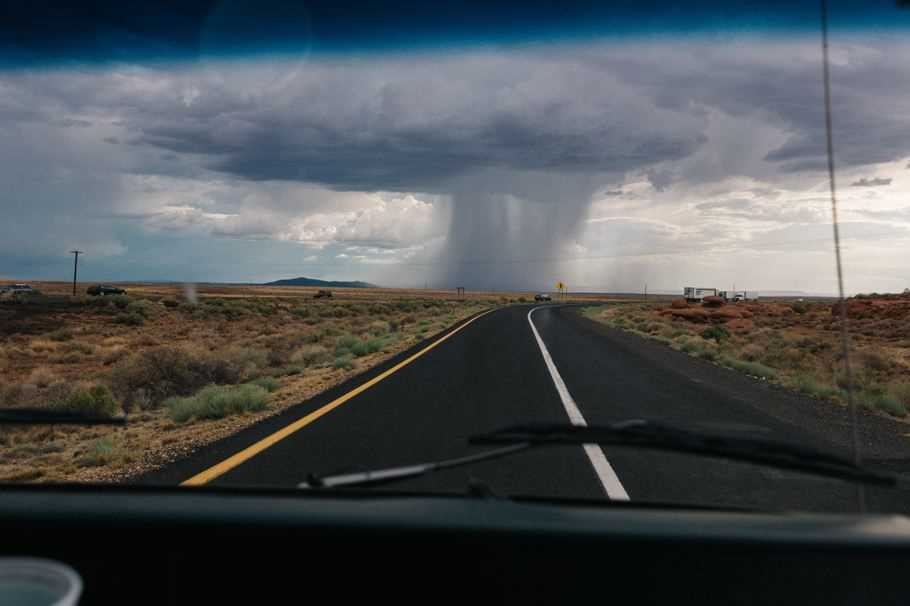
(644, 283), (648, 301)
(70, 250), (83, 296)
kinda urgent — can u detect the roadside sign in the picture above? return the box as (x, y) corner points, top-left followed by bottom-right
(556, 281), (565, 291)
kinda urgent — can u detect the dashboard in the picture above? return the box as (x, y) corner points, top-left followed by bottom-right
(1, 486), (909, 604)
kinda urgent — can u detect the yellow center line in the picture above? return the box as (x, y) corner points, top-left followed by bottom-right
(180, 308), (496, 486)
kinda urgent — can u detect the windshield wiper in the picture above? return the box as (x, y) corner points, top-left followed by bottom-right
(472, 421), (895, 487)
(0, 408), (127, 425)
(300, 443), (530, 489)
(299, 419), (894, 490)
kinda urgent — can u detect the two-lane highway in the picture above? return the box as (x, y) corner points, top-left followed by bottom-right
(142, 304), (910, 512)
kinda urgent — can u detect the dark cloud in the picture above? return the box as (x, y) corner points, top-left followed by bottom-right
(55, 118), (92, 128)
(130, 80), (706, 192)
(589, 41), (910, 175)
(851, 177), (892, 187)
(647, 169), (674, 192)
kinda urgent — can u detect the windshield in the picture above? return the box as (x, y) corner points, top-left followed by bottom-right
(2, 0), (910, 514)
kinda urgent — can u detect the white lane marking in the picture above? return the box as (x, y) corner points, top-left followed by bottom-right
(527, 306), (630, 501)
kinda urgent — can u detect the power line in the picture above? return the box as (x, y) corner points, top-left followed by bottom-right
(820, 0), (863, 511)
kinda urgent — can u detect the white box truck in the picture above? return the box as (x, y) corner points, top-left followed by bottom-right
(683, 287), (717, 302)
(722, 290), (760, 302)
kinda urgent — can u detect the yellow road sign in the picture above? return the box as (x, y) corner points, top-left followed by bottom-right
(556, 281), (565, 291)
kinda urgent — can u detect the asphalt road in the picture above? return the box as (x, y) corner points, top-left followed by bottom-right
(142, 304), (910, 513)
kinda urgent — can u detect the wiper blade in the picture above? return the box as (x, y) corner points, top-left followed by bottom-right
(300, 419), (895, 491)
(0, 408), (127, 425)
(471, 421), (895, 487)
(299, 443), (530, 489)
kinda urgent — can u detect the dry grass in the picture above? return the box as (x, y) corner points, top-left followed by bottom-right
(583, 295), (910, 421)
(0, 284), (510, 483)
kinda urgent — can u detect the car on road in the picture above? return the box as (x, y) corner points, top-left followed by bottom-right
(0, 283), (41, 299)
(534, 293), (552, 302)
(86, 284), (127, 296)
(313, 289), (333, 299)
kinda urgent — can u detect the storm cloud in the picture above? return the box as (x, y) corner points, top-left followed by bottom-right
(2, 36), (910, 291)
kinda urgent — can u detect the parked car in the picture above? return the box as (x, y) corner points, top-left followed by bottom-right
(314, 289), (333, 299)
(86, 284), (127, 296)
(1, 283), (41, 299)
(534, 293), (552, 302)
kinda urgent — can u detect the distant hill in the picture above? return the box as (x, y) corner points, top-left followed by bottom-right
(263, 276), (376, 288)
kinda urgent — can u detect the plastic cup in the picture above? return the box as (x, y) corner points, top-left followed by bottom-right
(0, 558), (83, 606)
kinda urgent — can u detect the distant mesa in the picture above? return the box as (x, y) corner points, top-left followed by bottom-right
(262, 276), (376, 288)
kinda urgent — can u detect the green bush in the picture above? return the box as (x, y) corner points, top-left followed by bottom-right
(336, 333), (387, 357)
(887, 381), (910, 408)
(48, 328), (74, 342)
(700, 325), (729, 343)
(396, 300), (417, 312)
(369, 321), (390, 337)
(126, 299), (151, 318)
(335, 334), (360, 355)
(116, 312), (145, 326)
(349, 339), (371, 357)
(166, 384), (269, 423)
(333, 354), (354, 370)
(248, 376), (281, 392)
(794, 375), (842, 400)
(874, 394), (907, 417)
(162, 299), (180, 308)
(62, 384), (120, 418)
(110, 295), (130, 310)
(292, 344), (330, 366)
(78, 436), (118, 467)
(108, 346), (262, 409)
(790, 302), (808, 314)
(109, 347), (194, 408)
(698, 349), (717, 362)
(719, 356), (777, 380)
(856, 388), (908, 417)
(680, 338), (703, 355)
